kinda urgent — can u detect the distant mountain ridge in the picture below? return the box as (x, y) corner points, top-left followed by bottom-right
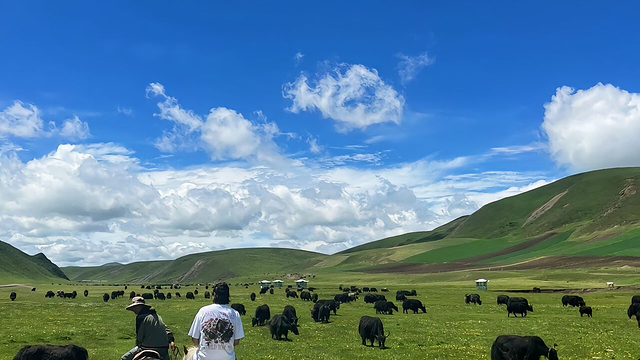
(63, 248), (328, 283)
(0, 241), (69, 283)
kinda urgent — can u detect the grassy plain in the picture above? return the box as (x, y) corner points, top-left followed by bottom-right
(3, 268), (640, 360)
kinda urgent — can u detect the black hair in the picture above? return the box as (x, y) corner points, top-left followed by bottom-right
(213, 282), (230, 304)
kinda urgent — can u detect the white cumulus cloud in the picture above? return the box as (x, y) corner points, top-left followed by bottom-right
(542, 83), (640, 171)
(283, 64), (405, 132)
(146, 83), (287, 164)
(0, 101), (91, 140)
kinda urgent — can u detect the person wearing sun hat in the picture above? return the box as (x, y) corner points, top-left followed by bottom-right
(188, 282), (244, 360)
(121, 296), (175, 360)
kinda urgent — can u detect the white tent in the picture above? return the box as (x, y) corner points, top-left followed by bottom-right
(272, 280), (283, 288)
(295, 279), (308, 288)
(475, 278), (489, 290)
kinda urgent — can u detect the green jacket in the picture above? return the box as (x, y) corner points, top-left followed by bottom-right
(135, 308), (174, 349)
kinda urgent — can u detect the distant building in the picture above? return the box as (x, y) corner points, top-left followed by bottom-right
(259, 280), (271, 289)
(272, 280), (283, 288)
(295, 279), (308, 289)
(475, 278), (489, 290)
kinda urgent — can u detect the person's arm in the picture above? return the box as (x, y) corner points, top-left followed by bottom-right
(187, 311), (201, 348)
(232, 313), (244, 348)
(165, 326), (175, 347)
(137, 316), (148, 346)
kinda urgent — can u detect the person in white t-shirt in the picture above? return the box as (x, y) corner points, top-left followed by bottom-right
(188, 282), (245, 360)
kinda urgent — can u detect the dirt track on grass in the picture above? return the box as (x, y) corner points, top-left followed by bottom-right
(362, 255), (640, 274)
(462, 232), (558, 263)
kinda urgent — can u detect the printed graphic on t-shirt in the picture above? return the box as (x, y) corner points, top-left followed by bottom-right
(202, 316), (235, 348)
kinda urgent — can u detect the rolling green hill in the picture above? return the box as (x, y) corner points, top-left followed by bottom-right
(340, 216), (469, 253)
(0, 241), (69, 283)
(330, 167), (640, 272)
(63, 248), (328, 283)
(451, 167), (640, 239)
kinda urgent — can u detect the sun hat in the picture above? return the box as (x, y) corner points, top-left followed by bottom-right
(126, 296), (151, 310)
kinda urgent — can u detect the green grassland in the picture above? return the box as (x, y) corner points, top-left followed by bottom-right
(2, 269), (640, 360)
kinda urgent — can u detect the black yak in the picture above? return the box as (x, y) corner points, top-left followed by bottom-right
(269, 314), (299, 340)
(12, 344), (89, 360)
(491, 335), (558, 360)
(358, 316), (388, 349)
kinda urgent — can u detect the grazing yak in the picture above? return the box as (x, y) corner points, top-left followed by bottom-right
(300, 291), (311, 301)
(334, 293), (352, 303)
(231, 303), (246, 316)
(84, 290), (89, 297)
(31, 288), (36, 292)
(402, 299), (426, 314)
(186, 292), (195, 300)
(358, 316), (388, 349)
(155, 292), (166, 301)
(497, 295), (510, 305)
(632, 295), (640, 304)
(369, 287), (378, 292)
(269, 314), (299, 340)
(491, 335), (558, 360)
(269, 288), (274, 295)
(363, 287), (370, 292)
(194, 289), (199, 295)
(579, 306), (592, 317)
(252, 304), (271, 327)
(374, 301), (399, 315)
(10, 292), (17, 301)
(311, 293), (319, 303)
(204, 291), (211, 299)
(286, 291), (298, 299)
(129, 291), (135, 299)
(175, 292), (181, 298)
(561, 295), (585, 307)
(317, 304), (331, 323)
(102, 293), (109, 302)
(282, 305), (298, 325)
(12, 344), (89, 360)
(628, 303), (640, 319)
(381, 288), (389, 292)
(312, 301), (338, 322)
(315, 299), (340, 315)
(397, 290), (417, 296)
(507, 297), (533, 317)
(250, 292), (256, 301)
(141, 293), (154, 300)
(364, 294), (386, 304)
(45, 291), (55, 298)
(166, 293), (172, 299)
(259, 287), (269, 295)
(465, 293), (482, 305)
(396, 293), (407, 301)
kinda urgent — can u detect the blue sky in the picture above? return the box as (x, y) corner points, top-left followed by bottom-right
(1, 1), (640, 265)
